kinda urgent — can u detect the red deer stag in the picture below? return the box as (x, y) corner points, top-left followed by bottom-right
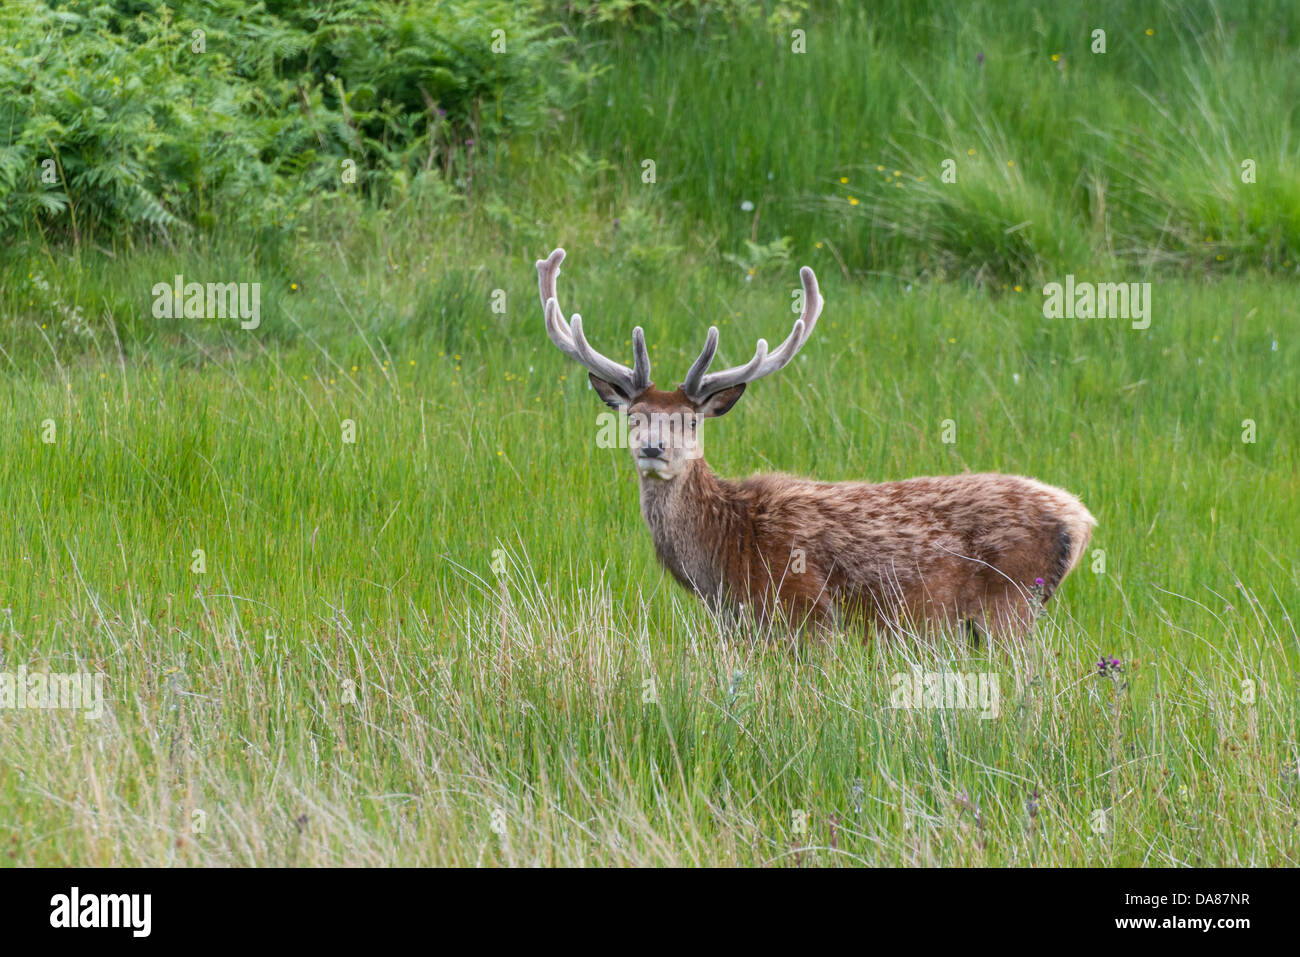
(537, 247), (1095, 640)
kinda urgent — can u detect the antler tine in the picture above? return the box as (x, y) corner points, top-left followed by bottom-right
(631, 327), (651, 391)
(536, 247), (566, 313)
(681, 326), (719, 398)
(682, 265), (823, 401)
(537, 248), (651, 396)
(543, 298), (579, 360)
(570, 313), (651, 393)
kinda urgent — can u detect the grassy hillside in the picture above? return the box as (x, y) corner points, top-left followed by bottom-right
(0, 0), (1296, 865)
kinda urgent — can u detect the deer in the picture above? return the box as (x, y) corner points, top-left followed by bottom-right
(537, 247), (1096, 641)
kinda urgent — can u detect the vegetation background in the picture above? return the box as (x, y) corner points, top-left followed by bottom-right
(0, 0), (1296, 865)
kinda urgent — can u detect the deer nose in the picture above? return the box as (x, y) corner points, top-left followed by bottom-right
(641, 445), (665, 458)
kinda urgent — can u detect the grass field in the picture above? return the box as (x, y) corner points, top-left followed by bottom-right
(1, 1), (1298, 866)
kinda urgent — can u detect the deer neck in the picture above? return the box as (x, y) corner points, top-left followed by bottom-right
(638, 457), (737, 606)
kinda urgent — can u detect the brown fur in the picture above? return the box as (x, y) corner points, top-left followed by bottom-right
(625, 388), (1096, 641)
(538, 248), (1095, 641)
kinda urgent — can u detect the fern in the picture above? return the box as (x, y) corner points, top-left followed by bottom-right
(0, 0), (570, 239)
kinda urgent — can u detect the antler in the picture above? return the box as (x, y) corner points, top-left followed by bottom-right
(681, 265), (823, 401)
(536, 247), (651, 397)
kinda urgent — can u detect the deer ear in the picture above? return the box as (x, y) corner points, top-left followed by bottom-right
(589, 372), (631, 410)
(696, 382), (746, 418)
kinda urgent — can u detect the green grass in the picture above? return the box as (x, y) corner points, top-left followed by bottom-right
(563, 0), (1300, 278)
(2, 235), (1296, 864)
(1, 0), (1298, 866)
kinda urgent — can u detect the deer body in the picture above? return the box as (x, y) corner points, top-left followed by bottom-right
(640, 457), (1094, 637)
(537, 248), (1095, 640)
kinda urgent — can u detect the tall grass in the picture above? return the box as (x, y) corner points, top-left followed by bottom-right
(565, 0), (1300, 278)
(2, 556), (1295, 865)
(2, 222), (1296, 862)
(1, 0), (1297, 866)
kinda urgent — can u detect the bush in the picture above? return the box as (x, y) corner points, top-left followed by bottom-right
(0, 0), (564, 239)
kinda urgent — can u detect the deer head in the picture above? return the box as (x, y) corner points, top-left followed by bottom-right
(536, 247), (823, 480)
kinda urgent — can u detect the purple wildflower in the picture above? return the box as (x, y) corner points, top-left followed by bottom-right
(1096, 656), (1124, 678)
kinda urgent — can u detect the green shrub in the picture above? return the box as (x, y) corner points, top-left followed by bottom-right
(0, 0), (564, 239)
